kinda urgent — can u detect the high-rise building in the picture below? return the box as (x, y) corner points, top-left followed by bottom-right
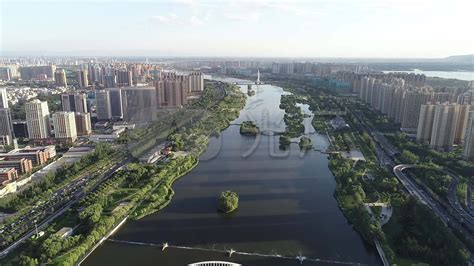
(74, 112), (92, 136)
(12, 121), (28, 138)
(54, 69), (67, 87)
(53, 112), (77, 142)
(0, 67), (13, 81)
(121, 87), (157, 122)
(95, 90), (112, 120)
(0, 108), (14, 145)
(0, 88), (8, 108)
(188, 72), (204, 92)
(457, 89), (474, 105)
(434, 92), (454, 103)
(430, 103), (460, 151)
(463, 112), (474, 161)
(391, 88), (406, 123)
(19, 65), (56, 81)
(116, 69), (133, 87)
(108, 88), (123, 119)
(25, 100), (50, 139)
(61, 93), (88, 113)
(455, 104), (472, 144)
(271, 63), (280, 74)
(156, 73), (189, 108)
(416, 103), (436, 144)
(104, 75), (117, 88)
(76, 69), (89, 88)
(401, 90), (433, 130)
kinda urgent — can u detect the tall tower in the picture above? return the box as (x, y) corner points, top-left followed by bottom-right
(416, 103), (436, 144)
(54, 69), (67, 87)
(455, 104), (472, 144)
(74, 112), (92, 136)
(95, 90), (112, 121)
(76, 69), (89, 88)
(256, 69), (261, 85)
(463, 111), (474, 161)
(430, 103), (459, 151)
(0, 88), (8, 108)
(0, 108), (14, 145)
(401, 89), (433, 130)
(61, 93), (88, 113)
(25, 100), (50, 139)
(53, 112), (77, 142)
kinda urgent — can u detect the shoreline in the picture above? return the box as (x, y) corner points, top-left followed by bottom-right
(66, 83), (247, 265)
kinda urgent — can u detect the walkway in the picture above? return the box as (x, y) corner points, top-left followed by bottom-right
(107, 239), (366, 265)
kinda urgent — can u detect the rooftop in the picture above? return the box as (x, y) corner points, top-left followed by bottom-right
(0, 168), (15, 173)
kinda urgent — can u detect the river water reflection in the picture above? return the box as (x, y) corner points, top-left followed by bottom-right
(84, 78), (381, 265)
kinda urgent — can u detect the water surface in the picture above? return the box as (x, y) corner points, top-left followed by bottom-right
(84, 80), (381, 265)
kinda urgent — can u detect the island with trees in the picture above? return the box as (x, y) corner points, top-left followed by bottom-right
(299, 136), (313, 149)
(279, 95), (305, 137)
(217, 191), (239, 213)
(240, 121), (260, 135)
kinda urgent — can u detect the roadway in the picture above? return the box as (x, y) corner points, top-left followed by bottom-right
(344, 98), (474, 256)
(393, 165), (451, 224)
(0, 157), (131, 258)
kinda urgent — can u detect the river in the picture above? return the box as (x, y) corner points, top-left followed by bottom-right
(83, 77), (381, 266)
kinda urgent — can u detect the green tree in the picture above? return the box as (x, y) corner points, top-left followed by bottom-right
(18, 255), (38, 266)
(400, 150), (419, 164)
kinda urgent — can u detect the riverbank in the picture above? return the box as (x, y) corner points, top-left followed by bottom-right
(278, 79), (469, 266)
(2, 83), (247, 266)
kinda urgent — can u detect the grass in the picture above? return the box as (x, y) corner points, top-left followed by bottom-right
(392, 257), (429, 266)
(371, 206), (382, 217)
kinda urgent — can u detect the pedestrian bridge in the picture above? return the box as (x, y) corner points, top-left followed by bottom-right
(107, 239), (365, 265)
(188, 262), (241, 266)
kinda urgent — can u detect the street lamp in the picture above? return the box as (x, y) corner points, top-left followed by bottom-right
(33, 219), (38, 237)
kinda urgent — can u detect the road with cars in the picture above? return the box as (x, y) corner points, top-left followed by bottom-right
(344, 98), (474, 259)
(0, 157), (130, 258)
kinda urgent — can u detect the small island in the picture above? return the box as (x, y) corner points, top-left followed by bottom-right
(279, 134), (291, 146)
(240, 121), (260, 135)
(299, 136), (313, 149)
(217, 191), (239, 213)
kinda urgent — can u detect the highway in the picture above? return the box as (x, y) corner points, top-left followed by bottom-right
(444, 170), (474, 229)
(344, 98), (474, 258)
(0, 157), (130, 258)
(393, 165), (451, 224)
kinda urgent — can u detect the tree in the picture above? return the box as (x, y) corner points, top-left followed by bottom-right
(400, 150), (419, 164)
(18, 255), (38, 266)
(218, 191), (239, 213)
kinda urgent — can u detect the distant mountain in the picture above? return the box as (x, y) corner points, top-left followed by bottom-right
(442, 54), (474, 64)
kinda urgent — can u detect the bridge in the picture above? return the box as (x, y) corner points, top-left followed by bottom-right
(231, 70), (264, 86)
(188, 262), (241, 266)
(107, 239), (366, 265)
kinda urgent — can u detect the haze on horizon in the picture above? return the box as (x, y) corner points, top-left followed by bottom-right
(1, 0), (473, 58)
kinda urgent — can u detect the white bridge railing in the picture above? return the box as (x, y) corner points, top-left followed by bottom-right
(188, 262), (242, 266)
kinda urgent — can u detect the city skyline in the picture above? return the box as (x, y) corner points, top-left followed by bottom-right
(1, 0), (473, 58)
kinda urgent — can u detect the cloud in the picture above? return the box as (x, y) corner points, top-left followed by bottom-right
(267, 3), (321, 16)
(151, 13), (179, 23)
(189, 16), (204, 25)
(150, 13), (205, 26)
(224, 12), (260, 22)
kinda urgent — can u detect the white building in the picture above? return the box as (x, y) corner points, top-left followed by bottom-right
(53, 112), (77, 142)
(25, 100), (50, 139)
(0, 88), (8, 108)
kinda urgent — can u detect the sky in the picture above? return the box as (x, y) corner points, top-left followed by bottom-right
(1, 0), (473, 58)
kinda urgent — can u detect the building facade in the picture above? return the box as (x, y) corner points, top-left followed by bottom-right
(463, 112), (474, 161)
(75, 112), (92, 136)
(53, 112), (77, 142)
(25, 100), (50, 139)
